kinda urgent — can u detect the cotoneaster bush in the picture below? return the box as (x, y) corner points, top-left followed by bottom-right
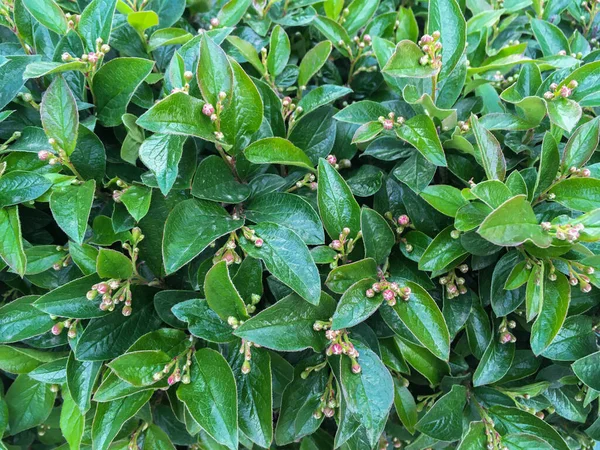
(1, 0), (600, 449)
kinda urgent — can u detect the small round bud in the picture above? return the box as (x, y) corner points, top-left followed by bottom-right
(38, 150), (50, 161)
(432, 30), (441, 39)
(61, 52), (71, 62)
(323, 407), (335, 417)
(383, 119), (394, 130)
(327, 154), (337, 165)
(398, 214), (410, 226)
(581, 168), (591, 177)
(330, 240), (342, 250)
(242, 360), (251, 374)
(351, 363), (361, 374)
(218, 91), (227, 100)
(184, 70), (193, 81)
(543, 91), (554, 100)
(365, 289), (375, 298)
(202, 103), (215, 116)
(122, 305), (132, 316)
(254, 238), (264, 248)
(210, 17), (220, 27)
(50, 384), (60, 393)
(450, 230), (461, 239)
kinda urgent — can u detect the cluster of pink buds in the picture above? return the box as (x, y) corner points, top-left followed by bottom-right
(325, 154), (351, 171)
(62, 37), (110, 68)
(418, 31), (442, 69)
(498, 319), (517, 344)
(51, 319), (79, 339)
(313, 378), (338, 419)
(282, 96), (303, 124)
(568, 165), (592, 178)
(111, 179), (129, 204)
(213, 234), (242, 266)
(543, 80), (578, 100)
(238, 339), (261, 374)
(366, 280), (411, 306)
(313, 321), (361, 373)
(378, 112), (405, 132)
(328, 227), (362, 267)
(39, 138), (68, 166)
(439, 264), (469, 299)
(293, 172), (317, 191)
(567, 262), (595, 293)
(541, 221), (585, 243)
(153, 348), (194, 386)
(242, 226), (265, 248)
(87, 279), (133, 316)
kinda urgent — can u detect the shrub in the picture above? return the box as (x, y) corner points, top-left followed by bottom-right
(1, 0), (600, 448)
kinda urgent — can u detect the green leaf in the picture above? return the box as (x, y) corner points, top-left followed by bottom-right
(127, 11), (159, 35)
(298, 41), (332, 88)
(428, 0), (466, 79)
(230, 348), (273, 448)
(383, 40), (439, 78)
(148, 28), (193, 51)
(177, 349), (238, 450)
(531, 18), (569, 57)
(66, 355), (103, 413)
(39, 77), (78, 157)
(325, 258), (378, 293)
(392, 281), (450, 361)
(162, 199), (244, 274)
(198, 34), (233, 106)
(137, 93), (218, 142)
(317, 158), (361, 240)
(0, 171), (52, 208)
(393, 380), (418, 433)
(22, 0), (68, 34)
(534, 133), (559, 198)
(395, 115), (447, 166)
(217, 0), (251, 26)
(144, 424), (176, 450)
(542, 316), (597, 361)
(531, 272), (570, 355)
(245, 192), (324, 245)
(342, 0), (379, 35)
(192, 155), (250, 203)
(34, 273), (106, 319)
(338, 341), (394, 447)
(549, 177), (600, 212)
(78, 0), (118, 52)
(240, 222), (321, 304)
(421, 185), (468, 217)
(205, 260), (249, 321)
(478, 195), (552, 247)
(172, 299), (234, 343)
(235, 292), (336, 351)
(0, 296), (54, 343)
(416, 385), (467, 441)
(573, 350), (600, 391)
(120, 184), (152, 222)
(267, 25), (291, 77)
(419, 227), (467, 272)
(313, 16), (352, 57)
(6, 375), (56, 435)
(0, 207), (26, 277)
(139, 134), (186, 196)
(471, 114), (506, 181)
(488, 406), (569, 450)
(473, 336), (515, 386)
(96, 248), (133, 279)
(471, 180), (513, 208)
(562, 117), (600, 169)
(360, 207), (395, 264)
(50, 180), (95, 245)
(331, 278), (380, 329)
(92, 58), (155, 127)
(92, 391), (152, 450)
(60, 390), (84, 450)
(244, 137), (314, 171)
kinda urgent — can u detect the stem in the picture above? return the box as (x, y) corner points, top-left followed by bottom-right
(431, 73), (438, 102)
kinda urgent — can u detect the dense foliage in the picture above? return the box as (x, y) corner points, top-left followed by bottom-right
(2, 0), (600, 448)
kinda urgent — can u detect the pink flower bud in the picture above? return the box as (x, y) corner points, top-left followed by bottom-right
(383, 119), (394, 130)
(96, 283), (108, 294)
(38, 150), (50, 161)
(202, 103), (215, 116)
(351, 363), (361, 374)
(122, 305), (132, 316)
(327, 154), (337, 165)
(254, 238), (264, 247)
(325, 330), (336, 340)
(167, 375), (176, 385)
(51, 323), (63, 335)
(323, 407), (335, 417)
(365, 289), (375, 298)
(330, 240), (342, 250)
(398, 214), (410, 226)
(383, 289), (395, 302)
(559, 85), (572, 98)
(581, 168), (591, 177)
(331, 343), (343, 355)
(210, 17), (220, 27)
(88, 52), (98, 63)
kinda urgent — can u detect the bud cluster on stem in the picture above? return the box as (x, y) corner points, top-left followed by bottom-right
(213, 232), (242, 266)
(313, 321), (362, 374)
(378, 111), (405, 132)
(543, 80), (578, 100)
(62, 37), (110, 73)
(418, 31), (442, 69)
(566, 260), (595, 293)
(289, 172), (317, 192)
(238, 338), (261, 374)
(242, 226), (265, 248)
(51, 318), (79, 339)
(366, 280), (411, 306)
(153, 347), (195, 386)
(88, 279), (134, 315)
(540, 221), (585, 244)
(328, 227), (362, 267)
(312, 373), (338, 419)
(498, 317), (517, 344)
(439, 265), (469, 299)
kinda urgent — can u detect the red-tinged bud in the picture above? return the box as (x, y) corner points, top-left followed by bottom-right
(372, 283), (381, 292)
(184, 71), (193, 81)
(331, 343), (343, 355)
(51, 323), (63, 335)
(68, 328), (77, 339)
(325, 329), (336, 340)
(383, 289), (395, 302)
(122, 305), (132, 316)
(581, 282), (592, 293)
(167, 375), (176, 385)
(398, 215), (410, 226)
(365, 289), (375, 298)
(310, 182), (318, 190)
(570, 277), (579, 286)
(99, 302), (109, 311)
(330, 240), (342, 250)
(88, 52), (98, 63)
(96, 283), (108, 294)
(323, 407), (335, 417)
(254, 238), (264, 248)
(38, 150), (50, 161)
(282, 96), (292, 106)
(383, 119), (394, 130)
(210, 17), (220, 27)
(581, 168), (591, 177)
(327, 154), (337, 165)
(202, 103), (215, 116)
(499, 332), (512, 344)
(351, 363), (361, 374)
